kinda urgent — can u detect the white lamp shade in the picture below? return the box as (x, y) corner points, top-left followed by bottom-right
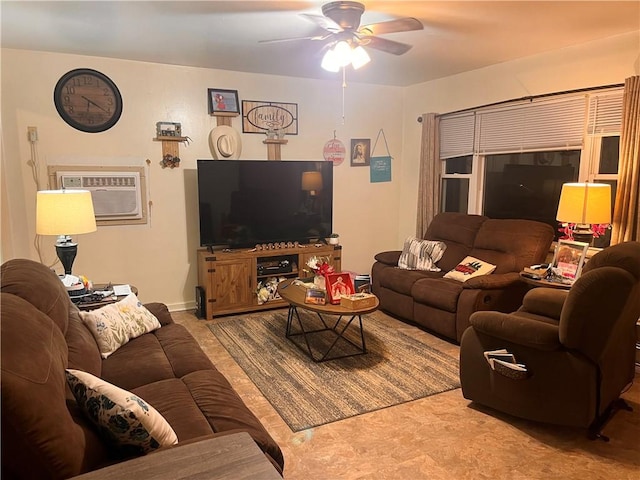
(333, 41), (353, 67)
(321, 49), (340, 72)
(351, 46), (370, 70)
(556, 183), (611, 224)
(36, 190), (97, 235)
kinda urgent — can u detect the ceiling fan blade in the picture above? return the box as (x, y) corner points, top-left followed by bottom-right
(362, 36), (413, 55)
(259, 34), (330, 45)
(300, 13), (343, 33)
(358, 17), (423, 36)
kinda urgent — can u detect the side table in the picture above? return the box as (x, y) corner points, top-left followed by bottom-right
(70, 432), (282, 479)
(75, 284), (138, 311)
(519, 272), (571, 290)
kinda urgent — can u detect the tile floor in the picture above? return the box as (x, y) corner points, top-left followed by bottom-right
(172, 309), (640, 480)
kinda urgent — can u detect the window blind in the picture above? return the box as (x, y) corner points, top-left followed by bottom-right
(476, 96), (586, 154)
(438, 112), (474, 159)
(586, 89), (623, 135)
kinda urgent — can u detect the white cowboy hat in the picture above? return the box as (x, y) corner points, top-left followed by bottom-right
(209, 125), (242, 160)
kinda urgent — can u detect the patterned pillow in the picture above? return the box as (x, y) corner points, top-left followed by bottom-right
(80, 293), (161, 358)
(398, 237), (447, 271)
(443, 256), (497, 282)
(65, 369), (178, 455)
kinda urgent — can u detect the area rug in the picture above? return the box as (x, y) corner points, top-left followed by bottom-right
(208, 310), (460, 432)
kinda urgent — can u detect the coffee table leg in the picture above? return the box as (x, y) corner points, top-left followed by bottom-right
(318, 314), (367, 362)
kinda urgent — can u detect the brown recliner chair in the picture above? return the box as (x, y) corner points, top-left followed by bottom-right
(459, 241), (640, 440)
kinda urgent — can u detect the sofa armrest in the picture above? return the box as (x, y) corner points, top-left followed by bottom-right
(374, 250), (401, 266)
(470, 311), (562, 351)
(144, 302), (175, 326)
(521, 288), (568, 320)
(462, 272), (520, 289)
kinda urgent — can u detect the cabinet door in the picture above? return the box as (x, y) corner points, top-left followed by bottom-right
(212, 259), (252, 312)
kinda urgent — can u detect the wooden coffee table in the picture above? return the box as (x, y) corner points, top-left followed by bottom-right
(276, 278), (379, 362)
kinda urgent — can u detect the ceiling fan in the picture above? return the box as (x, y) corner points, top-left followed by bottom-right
(260, 1), (423, 70)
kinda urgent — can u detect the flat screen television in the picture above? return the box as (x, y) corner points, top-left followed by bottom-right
(197, 160), (333, 248)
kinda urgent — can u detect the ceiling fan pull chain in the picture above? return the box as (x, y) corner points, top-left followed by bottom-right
(342, 67), (347, 124)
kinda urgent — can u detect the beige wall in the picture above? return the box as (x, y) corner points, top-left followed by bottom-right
(398, 32), (640, 239)
(2, 31), (638, 310)
(1, 49), (404, 309)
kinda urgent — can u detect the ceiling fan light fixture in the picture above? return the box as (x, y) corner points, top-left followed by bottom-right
(333, 40), (353, 67)
(321, 49), (341, 72)
(351, 45), (370, 69)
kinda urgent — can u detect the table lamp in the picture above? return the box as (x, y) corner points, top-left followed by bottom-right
(301, 171), (323, 196)
(36, 189), (97, 275)
(556, 183), (611, 245)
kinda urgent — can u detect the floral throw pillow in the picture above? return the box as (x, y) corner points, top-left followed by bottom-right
(444, 256), (497, 282)
(80, 293), (161, 358)
(398, 237), (447, 271)
(65, 369), (178, 455)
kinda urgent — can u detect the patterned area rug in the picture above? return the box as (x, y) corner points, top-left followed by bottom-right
(208, 310), (460, 432)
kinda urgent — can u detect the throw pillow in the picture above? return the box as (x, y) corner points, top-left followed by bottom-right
(65, 369), (178, 455)
(80, 293), (161, 358)
(444, 256), (497, 282)
(398, 237), (447, 271)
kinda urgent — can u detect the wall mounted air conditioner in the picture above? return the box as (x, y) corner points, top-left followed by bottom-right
(49, 166), (147, 226)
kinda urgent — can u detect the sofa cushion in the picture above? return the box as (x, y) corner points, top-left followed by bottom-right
(412, 278), (464, 312)
(66, 306), (103, 377)
(444, 256), (497, 282)
(474, 219), (555, 271)
(1, 293), (108, 479)
(101, 323), (216, 391)
(80, 293), (162, 358)
(378, 266), (441, 295)
(66, 369), (178, 455)
(398, 236), (446, 271)
(1, 258), (71, 335)
(424, 213), (488, 271)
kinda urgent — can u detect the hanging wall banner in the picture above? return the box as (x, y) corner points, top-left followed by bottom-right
(370, 156), (391, 183)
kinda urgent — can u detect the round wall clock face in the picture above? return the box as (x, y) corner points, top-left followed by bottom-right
(53, 68), (123, 133)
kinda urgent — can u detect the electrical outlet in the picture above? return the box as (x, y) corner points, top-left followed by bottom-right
(27, 126), (38, 143)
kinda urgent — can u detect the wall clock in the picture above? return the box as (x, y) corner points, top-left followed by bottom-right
(53, 68), (123, 133)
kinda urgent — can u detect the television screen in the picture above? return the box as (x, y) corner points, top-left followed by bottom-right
(197, 160), (333, 248)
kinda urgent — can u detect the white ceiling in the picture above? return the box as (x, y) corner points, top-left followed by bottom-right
(2, 1), (639, 87)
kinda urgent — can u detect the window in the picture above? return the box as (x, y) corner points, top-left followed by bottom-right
(437, 86), (622, 246)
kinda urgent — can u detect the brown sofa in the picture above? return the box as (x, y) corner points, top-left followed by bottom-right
(371, 213), (555, 342)
(1, 258), (284, 479)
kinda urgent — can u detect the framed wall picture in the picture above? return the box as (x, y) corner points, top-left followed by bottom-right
(350, 139), (371, 167)
(325, 273), (355, 305)
(208, 89), (239, 115)
(552, 239), (589, 281)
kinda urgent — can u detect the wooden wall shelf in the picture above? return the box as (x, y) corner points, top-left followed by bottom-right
(263, 138), (288, 160)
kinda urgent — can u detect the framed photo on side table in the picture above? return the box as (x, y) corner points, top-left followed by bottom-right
(325, 273), (355, 304)
(552, 239), (589, 282)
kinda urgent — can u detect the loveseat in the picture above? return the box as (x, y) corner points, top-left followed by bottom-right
(1, 258), (284, 479)
(371, 213), (555, 343)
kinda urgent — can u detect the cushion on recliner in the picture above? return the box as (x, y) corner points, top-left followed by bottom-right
(378, 266), (441, 295)
(411, 278), (463, 312)
(424, 213), (487, 271)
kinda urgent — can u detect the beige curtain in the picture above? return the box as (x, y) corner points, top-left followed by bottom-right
(611, 76), (640, 243)
(416, 113), (440, 237)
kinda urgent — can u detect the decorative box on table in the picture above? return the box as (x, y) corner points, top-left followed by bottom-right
(340, 293), (377, 309)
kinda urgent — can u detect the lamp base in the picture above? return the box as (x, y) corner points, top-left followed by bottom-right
(572, 224), (593, 246)
(56, 242), (78, 275)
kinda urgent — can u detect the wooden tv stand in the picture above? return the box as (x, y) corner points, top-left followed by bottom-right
(197, 244), (342, 318)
